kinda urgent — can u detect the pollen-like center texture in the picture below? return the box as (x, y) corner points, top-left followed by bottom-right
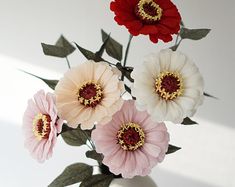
(135, 0), (163, 24)
(155, 71), (183, 100)
(117, 122), (145, 151)
(77, 81), (103, 107)
(33, 113), (51, 140)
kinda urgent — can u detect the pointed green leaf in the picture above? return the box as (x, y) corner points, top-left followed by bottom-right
(41, 43), (67, 57)
(180, 28), (211, 40)
(166, 144), (181, 154)
(40, 79), (58, 90)
(41, 35), (75, 58)
(86, 150), (103, 162)
(60, 123), (75, 134)
(61, 125), (91, 146)
(181, 117), (198, 125)
(96, 33), (110, 57)
(204, 92), (218, 99)
(48, 163), (93, 187)
(21, 71), (58, 90)
(80, 174), (114, 187)
(56, 35), (75, 54)
(101, 29), (123, 61)
(74, 42), (104, 62)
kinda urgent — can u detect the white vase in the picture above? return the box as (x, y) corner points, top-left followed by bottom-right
(110, 176), (157, 187)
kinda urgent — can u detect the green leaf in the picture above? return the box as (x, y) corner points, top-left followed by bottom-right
(21, 70), (58, 90)
(166, 144), (181, 154)
(181, 117), (198, 125)
(180, 28), (211, 40)
(61, 125), (91, 146)
(86, 150), (103, 162)
(80, 174), (114, 187)
(204, 92), (218, 99)
(60, 123), (75, 134)
(56, 35), (76, 54)
(48, 163), (93, 187)
(96, 33), (110, 57)
(41, 35), (75, 58)
(74, 42), (104, 62)
(116, 63), (134, 82)
(101, 29), (123, 61)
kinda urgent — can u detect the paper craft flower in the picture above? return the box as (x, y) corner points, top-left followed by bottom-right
(22, 90), (63, 162)
(110, 0), (181, 43)
(55, 60), (124, 130)
(92, 100), (169, 178)
(131, 49), (204, 123)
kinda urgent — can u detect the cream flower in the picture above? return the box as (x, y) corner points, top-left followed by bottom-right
(131, 49), (204, 123)
(55, 60), (124, 129)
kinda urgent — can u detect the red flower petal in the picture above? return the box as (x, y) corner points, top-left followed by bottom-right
(149, 34), (159, 43)
(140, 25), (159, 35)
(110, 0), (181, 43)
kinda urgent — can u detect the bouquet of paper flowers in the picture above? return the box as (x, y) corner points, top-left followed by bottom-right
(22, 0), (212, 186)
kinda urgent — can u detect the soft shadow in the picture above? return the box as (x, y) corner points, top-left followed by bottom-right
(152, 168), (220, 187)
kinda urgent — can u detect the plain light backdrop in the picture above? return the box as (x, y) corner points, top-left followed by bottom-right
(0, 0), (234, 187)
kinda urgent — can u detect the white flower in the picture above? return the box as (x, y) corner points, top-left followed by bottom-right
(131, 49), (204, 123)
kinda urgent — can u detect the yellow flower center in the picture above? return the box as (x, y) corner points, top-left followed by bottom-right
(155, 71), (183, 100)
(117, 122), (145, 151)
(77, 81), (103, 107)
(33, 113), (51, 140)
(135, 0), (163, 23)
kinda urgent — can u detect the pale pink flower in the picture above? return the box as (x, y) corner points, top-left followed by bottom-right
(23, 90), (63, 162)
(55, 60), (124, 130)
(92, 100), (169, 178)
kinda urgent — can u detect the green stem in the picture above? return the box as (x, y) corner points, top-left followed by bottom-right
(175, 39), (183, 51)
(86, 143), (93, 150)
(65, 56), (71, 69)
(123, 34), (133, 67)
(175, 33), (180, 46)
(121, 34), (133, 81)
(83, 131), (95, 150)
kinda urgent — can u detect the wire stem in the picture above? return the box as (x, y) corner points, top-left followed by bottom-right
(65, 56), (71, 69)
(123, 34), (133, 67)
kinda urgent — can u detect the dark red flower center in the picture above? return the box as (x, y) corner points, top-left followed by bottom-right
(123, 128), (141, 145)
(117, 122), (145, 151)
(135, 0), (163, 24)
(77, 81), (103, 107)
(161, 75), (180, 94)
(33, 113), (51, 140)
(79, 84), (97, 100)
(155, 72), (183, 100)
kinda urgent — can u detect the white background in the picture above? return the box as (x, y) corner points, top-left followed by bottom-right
(0, 0), (234, 186)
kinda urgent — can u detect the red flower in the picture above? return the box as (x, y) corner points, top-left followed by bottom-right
(110, 0), (181, 43)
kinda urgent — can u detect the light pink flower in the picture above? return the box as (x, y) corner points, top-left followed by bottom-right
(92, 100), (169, 178)
(55, 60), (124, 130)
(23, 90), (63, 162)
